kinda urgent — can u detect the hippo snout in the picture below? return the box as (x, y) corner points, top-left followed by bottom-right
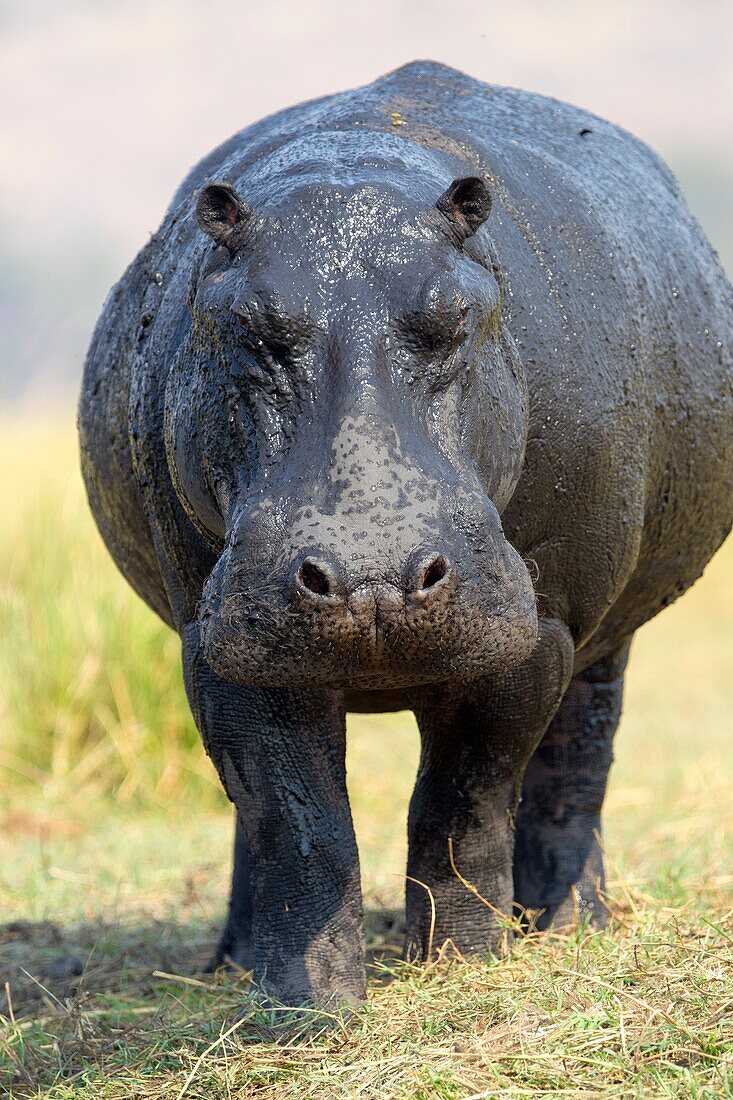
(198, 517), (539, 691)
(291, 549), (455, 609)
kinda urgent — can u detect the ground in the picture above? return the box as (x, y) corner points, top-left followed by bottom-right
(0, 418), (731, 1098)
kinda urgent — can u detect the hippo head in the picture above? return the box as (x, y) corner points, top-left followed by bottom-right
(165, 136), (537, 690)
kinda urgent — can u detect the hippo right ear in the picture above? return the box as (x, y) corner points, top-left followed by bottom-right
(435, 176), (492, 240)
(195, 182), (252, 248)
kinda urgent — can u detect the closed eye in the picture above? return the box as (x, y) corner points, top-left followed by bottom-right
(398, 305), (470, 362)
(231, 309), (280, 360)
(231, 305), (314, 366)
(232, 310), (264, 350)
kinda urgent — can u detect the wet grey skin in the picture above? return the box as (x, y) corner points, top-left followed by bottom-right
(79, 61), (733, 1007)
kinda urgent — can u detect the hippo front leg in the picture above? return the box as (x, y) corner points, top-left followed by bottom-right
(182, 624), (365, 1007)
(406, 620), (574, 960)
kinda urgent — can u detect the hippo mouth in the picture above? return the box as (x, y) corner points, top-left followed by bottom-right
(198, 547), (539, 691)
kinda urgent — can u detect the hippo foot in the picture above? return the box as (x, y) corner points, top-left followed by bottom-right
(233, 985), (360, 1043)
(517, 834), (609, 932)
(207, 917), (253, 974)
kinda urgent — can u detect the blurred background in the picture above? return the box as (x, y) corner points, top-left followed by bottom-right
(1, 0), (732, 406)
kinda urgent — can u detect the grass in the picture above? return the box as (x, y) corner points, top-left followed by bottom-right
(0, 415), (731, 1098)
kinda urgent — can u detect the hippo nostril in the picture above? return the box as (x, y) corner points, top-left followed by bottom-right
(418, 554), (449, 591)
(298, 559), (333, 597)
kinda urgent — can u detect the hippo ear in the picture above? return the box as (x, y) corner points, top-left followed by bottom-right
(195, 182), (252, 248)
(435, 176), (492, 239)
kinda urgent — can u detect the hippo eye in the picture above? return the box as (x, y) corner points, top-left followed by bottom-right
(232, 309), (261, 347)
(231, 307), (299, 368)
(400, 305), (470, 363)
(417, 323), (454, 357)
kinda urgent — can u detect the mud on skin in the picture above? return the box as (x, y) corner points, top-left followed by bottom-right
(78, 61), (733, 1006)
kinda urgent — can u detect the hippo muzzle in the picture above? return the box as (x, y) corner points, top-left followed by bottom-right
(198, 483), (538, 690)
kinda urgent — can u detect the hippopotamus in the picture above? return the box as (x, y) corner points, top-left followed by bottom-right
(78, 60), (733, 1006)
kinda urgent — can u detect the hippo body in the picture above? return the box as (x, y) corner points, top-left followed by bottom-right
(79, 61), (733, 1004)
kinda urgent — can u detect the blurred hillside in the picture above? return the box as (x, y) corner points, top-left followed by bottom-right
(1, 0), (731, 404)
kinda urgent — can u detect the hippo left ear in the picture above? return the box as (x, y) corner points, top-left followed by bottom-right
(435, 176), (492, 239)
(195, 182), (252, 248)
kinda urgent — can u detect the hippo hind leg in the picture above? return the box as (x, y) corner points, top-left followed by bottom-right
(210, 815), (253, 972)
(513, 642), (631, 930)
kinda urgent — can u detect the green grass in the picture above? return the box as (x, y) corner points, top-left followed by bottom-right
(1, 416), (732, 1098)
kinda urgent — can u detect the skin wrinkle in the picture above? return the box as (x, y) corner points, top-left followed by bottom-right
(79, 61), (733, 1005)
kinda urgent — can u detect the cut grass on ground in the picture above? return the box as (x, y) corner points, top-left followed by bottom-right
(1, 417), (732, 1098)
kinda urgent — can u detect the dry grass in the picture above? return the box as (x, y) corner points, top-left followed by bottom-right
(0, 416), (731, 1098)
(2, 898), (731, 1098)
